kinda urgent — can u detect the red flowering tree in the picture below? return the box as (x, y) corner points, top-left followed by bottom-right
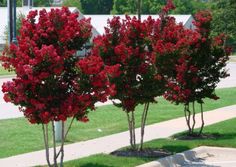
(1, 7), (116, 166)
(162, 10), (230, 136)
(92, 15), (165, 150)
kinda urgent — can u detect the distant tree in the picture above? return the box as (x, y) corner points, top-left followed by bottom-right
(191, 0), (209, 14)
(211, 0), (236, 51)
(111, 0), (137, 14)
(0, 0), (21, 7)
(80, 0), (113, 14)
(112, 0), (165, 14)
(63, 0), (83, 12)
(33, 0), (50, 7)
(0, 0), (6, 6)
(172, 0), (194, 14)
(112, 0), (208, 15)
(142, 0), (165, 14)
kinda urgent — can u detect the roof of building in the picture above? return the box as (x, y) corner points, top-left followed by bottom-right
(0, 7), (194, 44)
(84, 14), (193, 35)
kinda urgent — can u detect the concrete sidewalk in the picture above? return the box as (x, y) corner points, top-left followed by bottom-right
(1, 105), (236, 167)
(137, 146), (236, 167)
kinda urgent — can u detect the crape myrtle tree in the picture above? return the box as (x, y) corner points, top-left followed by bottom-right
(150, 0), (191, 85)
(92, 15), (165, 150)
(163, 10), (230, 136)
(1, 7), (117, 166)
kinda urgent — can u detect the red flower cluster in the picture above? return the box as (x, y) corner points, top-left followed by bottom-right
(151, 16), (198, 79)
(161, 0), (176, 16)
(163, 10), (229, 104)
(193, 10), (212, 37)
(1, 7), (116, 124)
(92, 15), (164, 112)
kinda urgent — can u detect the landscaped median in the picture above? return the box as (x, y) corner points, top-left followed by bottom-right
(62, 117), (236, 167)
(0, 87), (236, 159)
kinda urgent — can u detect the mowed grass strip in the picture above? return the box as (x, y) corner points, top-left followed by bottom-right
(0, 87), (236, 158)
(0, 65), (15, 76)
(63, 118), (236, 167)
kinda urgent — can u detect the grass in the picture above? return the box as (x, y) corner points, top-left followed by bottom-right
(0, 87), (236, 158)
(0, 65), (15, 76)
(64, 154), (154, 167)
(63, 118), (236, 167)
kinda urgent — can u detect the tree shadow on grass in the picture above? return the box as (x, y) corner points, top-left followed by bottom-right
(80, 163), (113, 167)
(161, 145), (191, 154)
(172, 132), (236, 141)
(211, 132), (236, 140)
(111, 147), (171, 158)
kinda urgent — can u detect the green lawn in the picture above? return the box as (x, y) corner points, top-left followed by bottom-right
(64, 118), (236, 167)
(0, 87), (236, 158)
(0, 65), (15, 76)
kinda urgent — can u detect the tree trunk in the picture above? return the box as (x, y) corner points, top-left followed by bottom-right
(131, 111), (136, 149)
(42, 118), (75, 167)
(139, 102), (149, 151)
(184, 104), (192, 135)
(126, 111), (136, 150)
(60, 121), (65, 167)
(198, 103), (205, 136)
(52, 121), (58, 167)
(42, 124), (52, 167)
(191, 102), (196, 135)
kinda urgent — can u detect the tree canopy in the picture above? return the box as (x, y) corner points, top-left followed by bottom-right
(62, 0), (83, 12)
(112, 0), (208, 14)
(80, 0), (113, 14)
(210, 0), (236, 51)
(0, 0), (21, 7)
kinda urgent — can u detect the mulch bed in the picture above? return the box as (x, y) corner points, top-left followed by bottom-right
(172, 132), (222, 140)
(110, 148), (171, 158)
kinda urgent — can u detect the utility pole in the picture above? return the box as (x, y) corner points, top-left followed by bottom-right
(55, 121), (62, 142)
(8, 0), (13, 45)
(8, 0), (17, 45)
(12, 0), (17, 44)
(137, 0), (141, 21)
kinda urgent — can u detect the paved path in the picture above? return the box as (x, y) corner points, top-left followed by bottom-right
(1, 105), (236, 167)
(217, 62), (236, 88)
(137, 146), (236, 167)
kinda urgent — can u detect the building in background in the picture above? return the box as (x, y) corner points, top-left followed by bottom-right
(0, 6), (194, 50)
(85, 14), (194, 35)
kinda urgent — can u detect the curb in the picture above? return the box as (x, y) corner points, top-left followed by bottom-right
(136, 146), (236, 167)
(0, 74), (15, 79)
